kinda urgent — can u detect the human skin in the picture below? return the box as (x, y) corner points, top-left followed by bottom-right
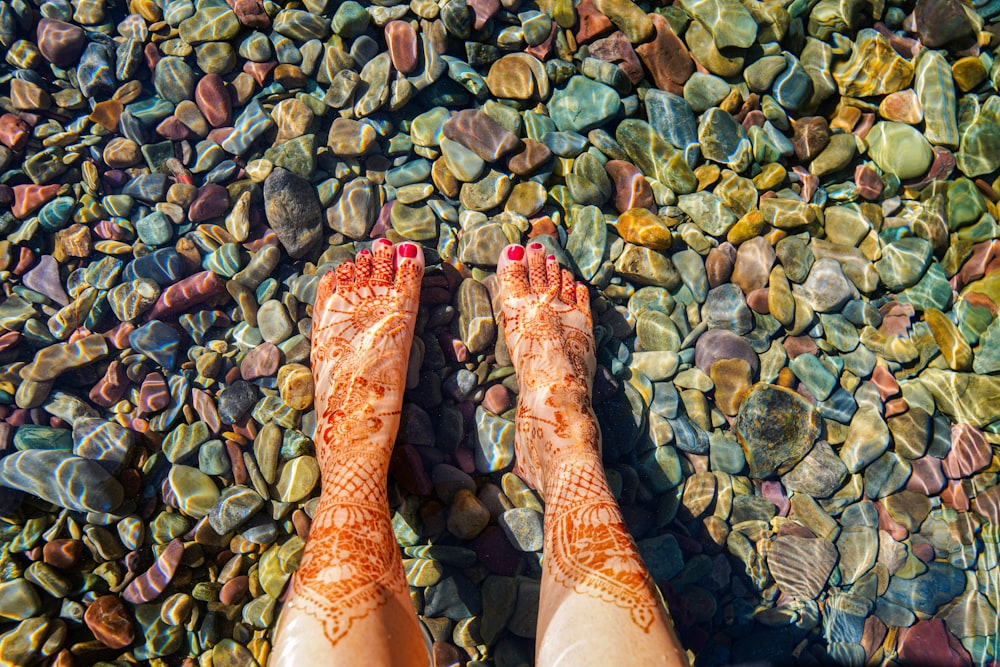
(270, 239), (430, 667)
(495, 242), (689, 667)
(270, 239), (687, 667)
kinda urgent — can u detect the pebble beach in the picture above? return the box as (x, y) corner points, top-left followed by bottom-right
(1, 0), (1000, 664)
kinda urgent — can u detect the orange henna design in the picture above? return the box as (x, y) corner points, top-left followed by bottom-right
(544, 456), (659, 633)
(289, 241), (424, 647)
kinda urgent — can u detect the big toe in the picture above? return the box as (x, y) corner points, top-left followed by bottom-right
(496, 244), (529, 298)
(393, 242), (425, 292)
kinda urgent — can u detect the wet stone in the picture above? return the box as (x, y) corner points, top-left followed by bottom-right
(734, 383), (821, 479)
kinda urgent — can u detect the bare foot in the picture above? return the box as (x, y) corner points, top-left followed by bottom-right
(495, 241), (598, 495)
(496, 243), (687, 664)
(282, 239), (425, 651)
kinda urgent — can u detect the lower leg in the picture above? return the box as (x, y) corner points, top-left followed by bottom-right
(495, 243), (688, 667)
(270, 241), (429, 667)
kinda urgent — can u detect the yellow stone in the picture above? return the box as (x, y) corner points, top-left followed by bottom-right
(952, 56), (988, 93)
(616, 208), (673, 251)
(727, 209), (766, 245)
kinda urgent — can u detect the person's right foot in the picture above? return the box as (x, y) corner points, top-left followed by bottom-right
(495, 242), (598, 495)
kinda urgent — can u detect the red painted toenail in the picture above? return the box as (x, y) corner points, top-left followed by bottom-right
(529, 242), (543, 250)
(359, 249), (370, 255)
(377, 238), (392, 246)
(547, 255), (555, 261)
(399, 243), (417, 258)
(508, 245), (525, 260)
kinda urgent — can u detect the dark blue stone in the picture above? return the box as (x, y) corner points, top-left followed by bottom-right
(669, 416), (711, 454)
(129, 321), (182, 370)
(204, 160), (240, 184)
(124, 248), (183, 285)
(637, 533), (683, 582)
(218, 380), (259, 424)
(645, 89), (698, 150)
(119, 110), (150, 144)
(880, 561), (966, 617)
(78, 41), (117, 99)
(422, 574), (482, 619)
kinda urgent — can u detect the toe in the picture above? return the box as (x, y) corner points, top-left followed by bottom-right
(393, 242), (425, 293)
(315, 269), (336, 315)
(354, 248), (373, 286)
(370, 238), (395, 286)
(496, 244), (530, 299)
(575, 281), (591, 316)
(559, 268), (576, 305)
(334, 261), (355, 295)
(527, 242), (547, 294)
(545, 254), (562, 294)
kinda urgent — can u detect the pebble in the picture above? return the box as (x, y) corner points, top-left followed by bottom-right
(0, 0), (997, 663)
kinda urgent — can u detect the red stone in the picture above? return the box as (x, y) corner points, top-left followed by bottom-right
(232, 0), (270, 29)
(122, 539), (184, 604)
(241, 342), (281, 380)
(942, 423), (990, 479)
(941, 479), (970, 512)
(589, 31), (644, 85)
(156, 115), (190, 141)
(389, 443), (433, 495)
(855, 164), (883, 200)
(385, 21), (418, 74)
(574, 0), (613, 43)
(195, 73), (232, 128)
(144, 41), (161, 72)
(871, 365), (900, 401)
(144, 271), (227, 321)
(527, 216), (557, 238)
(605, 159), (654, 213)
(43, 538), (84, 569)
(875, 499), (908, 540)
(243, 60), (276, 86)
(705, 243), (736, 288)
(746, 288), (769, 313)
(635, 13), (694, 95)
(137, 371), (170, 416)
(481, 384), (512, 414)
(11, 184), (59, 219)
(911, 541), (936, 562)
(901, 446), (945, 498)
(525, 23), (557, 60)
(36, 18), (86, 67)
(973, 484), (1000, 524)
(466, 0), (498, 29)
(0, 113), (30, 151)
(188, 183), (230, 222)
(219, 575), (249, 605)
(84, 595), (135, 649)
(897, 619), (972, 667)
(508, 139), (553, 176)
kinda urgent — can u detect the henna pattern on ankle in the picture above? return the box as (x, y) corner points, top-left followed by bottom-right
(288, 244), (422, 647)
(544, 456), (660, 633)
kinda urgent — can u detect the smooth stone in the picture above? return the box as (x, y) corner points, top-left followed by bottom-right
(702, 284), (752, 335)
(734, 383), (821, 479)
(548, 76), (622, 133)
(276, 457), (320, 503)
(264, 168), (322, 258)
(678, 0), (757, 49)
(881, 561), (966, 617)
(168, 465), (219, 518)
(781, 440), (847, 498)
(84, 595), (134, 648)
(767, 535), (837, 599)
(866, 122), (934, 181)
(0, 450), (123, 513)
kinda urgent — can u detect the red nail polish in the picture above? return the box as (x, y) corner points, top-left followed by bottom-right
(399, 243), (417, 258)
(377, 238), (392, 246)
(547, 255), (555, 261)
(529, 242), (543, 250)
(359, 249), (370, 255)
(508, 245), (525, 260)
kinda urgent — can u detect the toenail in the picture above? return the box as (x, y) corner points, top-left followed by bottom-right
(529, 242), (543, 250)
(359, 248), (370, 255)
(547, 255), (555, 261)
(507, 245), (525, 260)
(377, 238), (392, 246)
(399, 243), (417, 258)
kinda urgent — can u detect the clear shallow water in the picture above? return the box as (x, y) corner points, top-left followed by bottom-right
(0, 0), (999, 665)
